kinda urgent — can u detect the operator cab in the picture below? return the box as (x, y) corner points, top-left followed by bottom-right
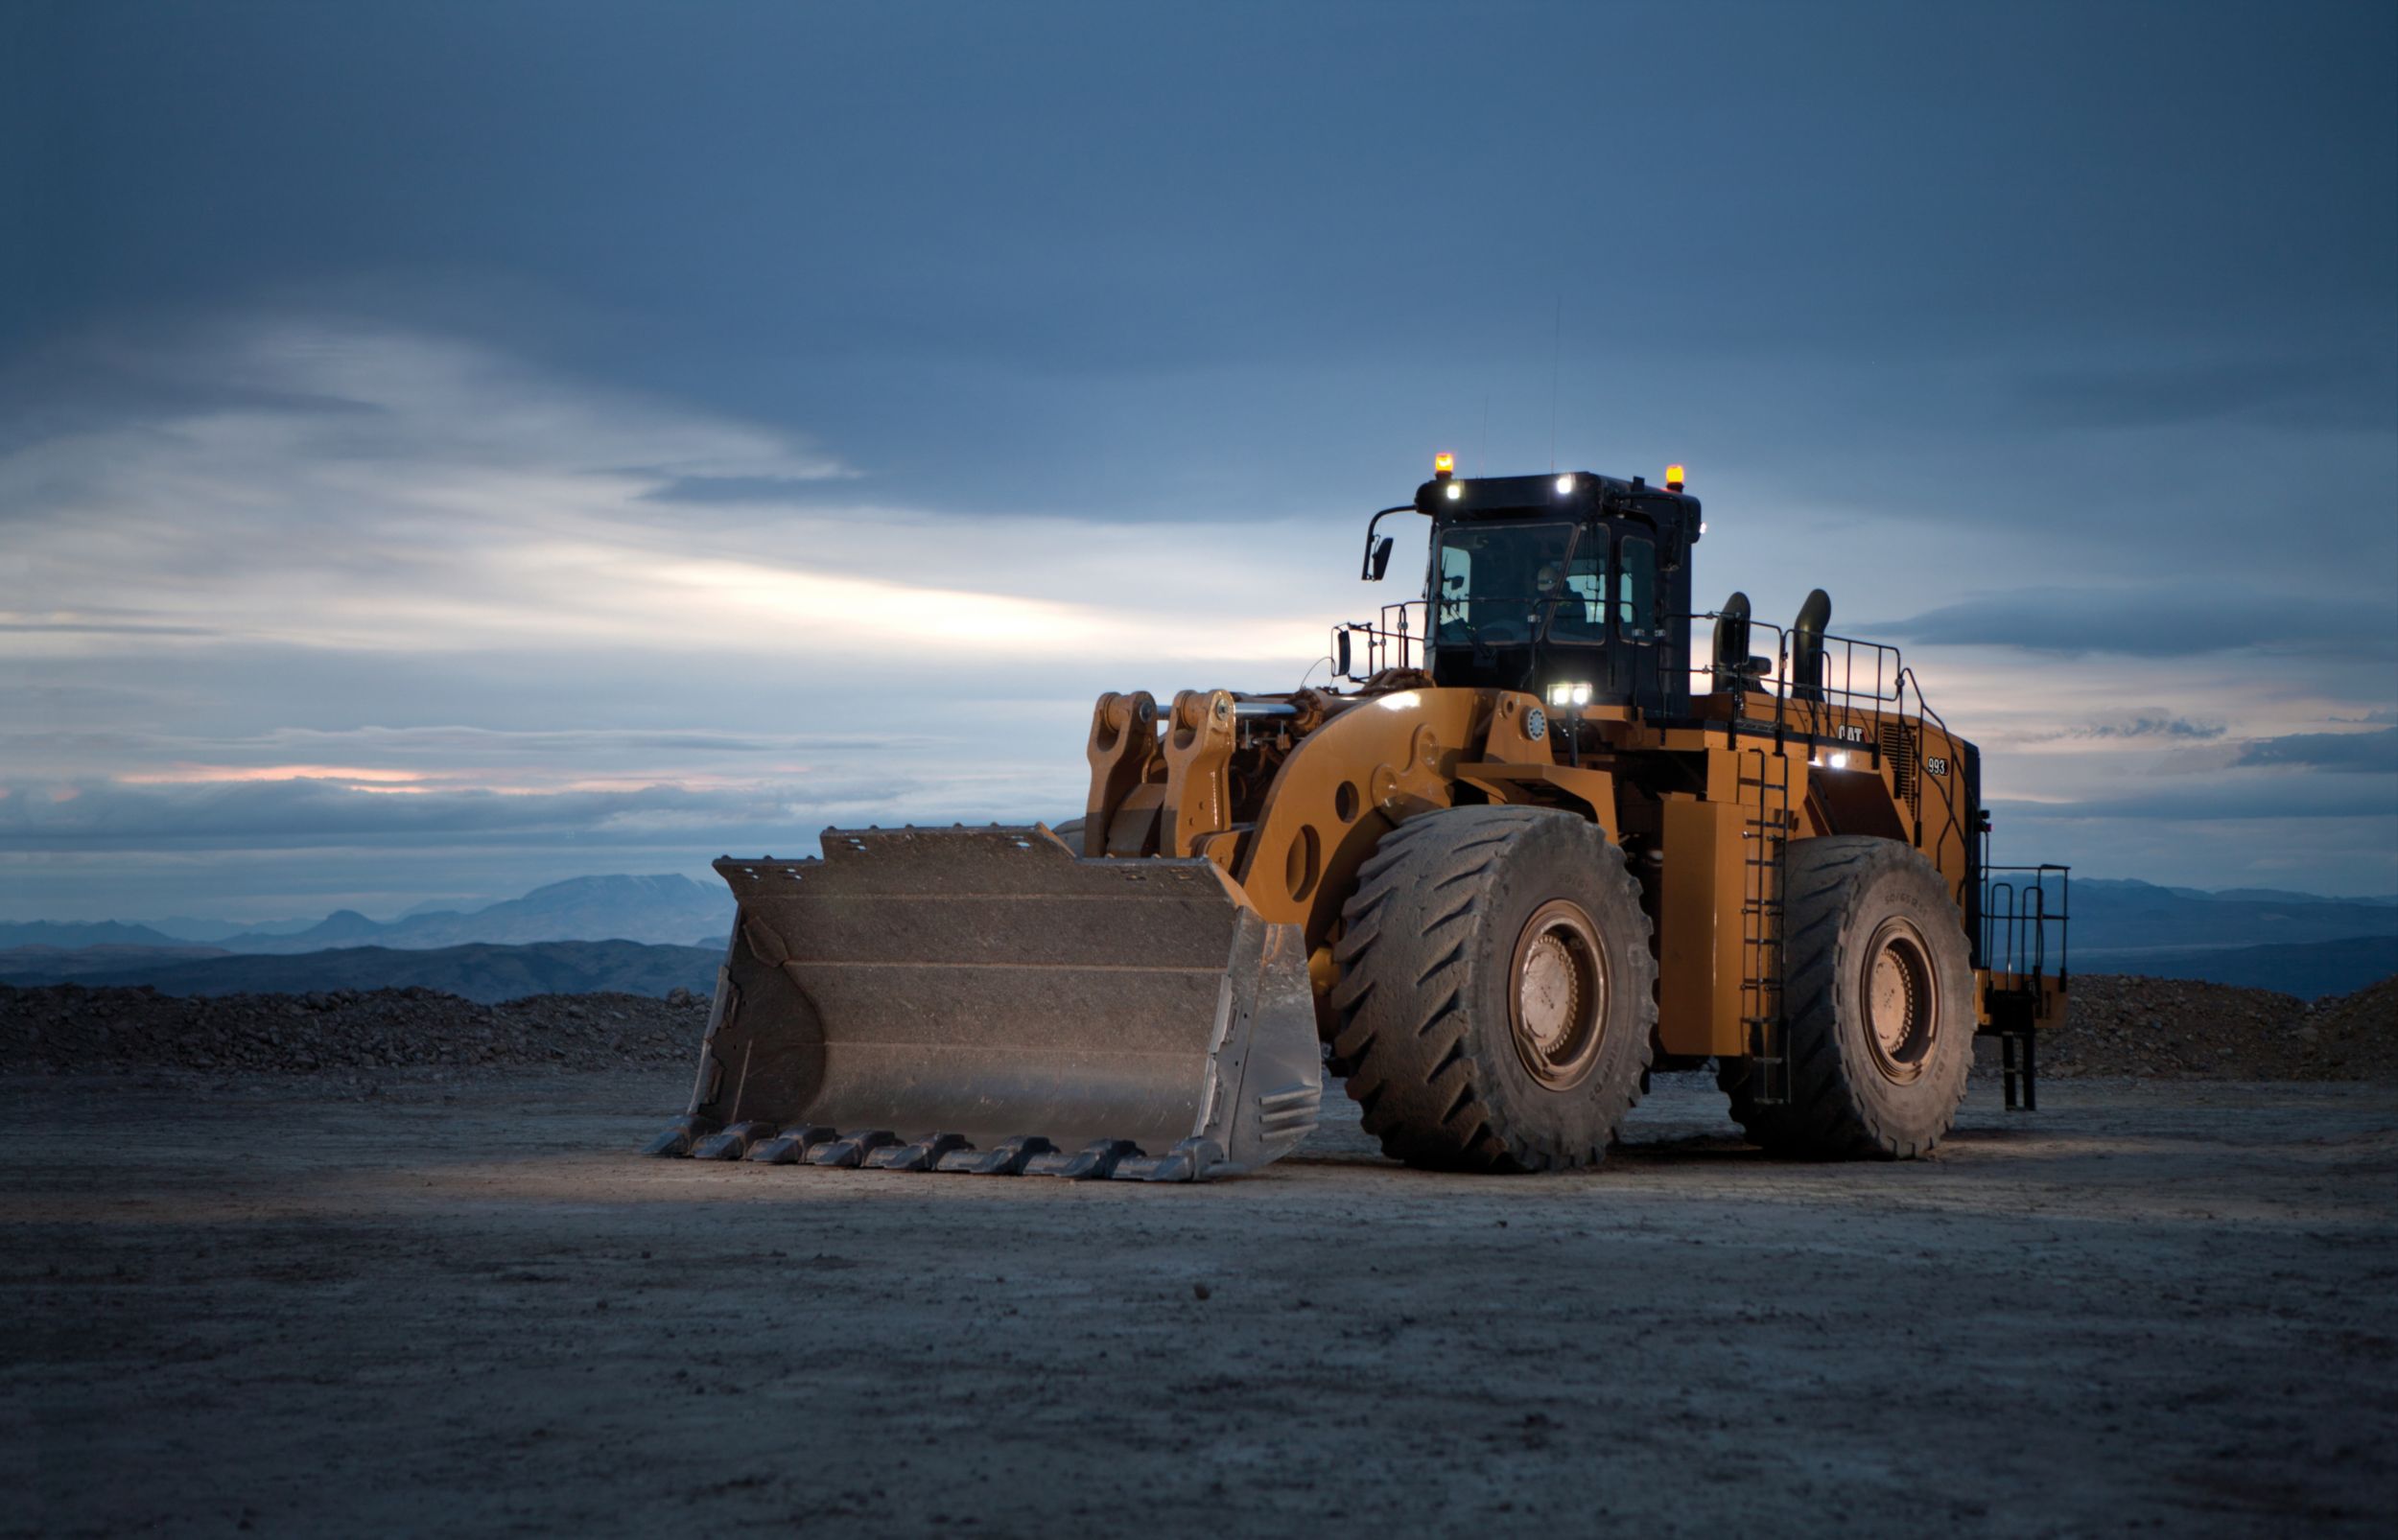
(1390, 469), (1701, 716)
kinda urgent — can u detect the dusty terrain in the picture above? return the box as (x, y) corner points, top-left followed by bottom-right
(7, 1054), (2396, 1537)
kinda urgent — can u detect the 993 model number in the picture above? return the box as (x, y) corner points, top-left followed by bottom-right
(1925, 755), (1950, 777)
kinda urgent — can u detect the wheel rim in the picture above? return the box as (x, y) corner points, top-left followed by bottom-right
(1508, 899), (1609, 1090)
(1861, 917), (1939, 1084)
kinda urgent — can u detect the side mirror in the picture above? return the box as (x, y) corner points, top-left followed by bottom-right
(1367, 536), (1395, 582)
(1335, 628), (1353, 678)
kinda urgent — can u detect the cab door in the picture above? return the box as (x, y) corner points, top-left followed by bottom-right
(1610, 531), (1664, 710)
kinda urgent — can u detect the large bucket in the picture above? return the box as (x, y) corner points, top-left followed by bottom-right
(644, 826), (1324, 1180)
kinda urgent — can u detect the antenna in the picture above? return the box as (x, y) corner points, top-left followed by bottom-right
(1548, 295), (1563, 472)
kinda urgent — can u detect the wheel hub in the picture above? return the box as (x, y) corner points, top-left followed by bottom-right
(1508, 900), (1609, 1090)
(1862, 918), (1939, 1083)
(1518, 934), (1582, 1053)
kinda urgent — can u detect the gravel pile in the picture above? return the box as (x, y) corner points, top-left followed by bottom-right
(6, 973), (2391, 1083)
(2021, 972), (2398, 1081)
(0, 983), (709, 1075)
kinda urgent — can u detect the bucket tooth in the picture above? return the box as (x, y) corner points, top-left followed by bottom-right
(644, 1114), (721, 1158)
(1112, 1137), (1226, 1182)
(745, 1125), (838, 1164)
(864, 1132), (973, 1172)
(1253, 1083), (1323, 1142)
(936, 1135), (1057, 1175)
(809, 1130), (901, 1168)
(691, 1121), (776, 1160)
(1023, 1138), (1142, 1179)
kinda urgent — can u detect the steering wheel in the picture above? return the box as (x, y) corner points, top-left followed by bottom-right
(1474, 618), (1527, 646)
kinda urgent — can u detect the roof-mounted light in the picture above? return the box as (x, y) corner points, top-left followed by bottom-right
(1665, 464), (1686, 492)
(1444, 480), (1463, 501)
(1555, 474), (1575, 495)
(1433, 453), (1454, 479)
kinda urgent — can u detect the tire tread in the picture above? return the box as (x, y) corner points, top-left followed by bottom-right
(1719, 835), (1972, 1159)
(1331, 805), (1656, 1173)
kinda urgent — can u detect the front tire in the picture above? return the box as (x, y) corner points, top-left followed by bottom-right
(1329, 805), (1656, 1172)
(1719, 836), (1974, 1158)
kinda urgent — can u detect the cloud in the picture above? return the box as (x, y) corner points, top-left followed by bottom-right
(1988, 775), (2398, 824)
(2232, 726), (2398, 775)
(2033, 711), (2226, 742)
(0, 773), (961, 852)
(1878, 588), (2396, 658)
(636, 474), (858, 505)
(9, 305), (2398, 913)
(2013, 352), (2397, 432)
(0, 315), (1338, 672)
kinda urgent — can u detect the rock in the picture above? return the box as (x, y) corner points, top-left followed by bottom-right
(1994, 973), (2398, 1083)
(0, 985), (698, 1075)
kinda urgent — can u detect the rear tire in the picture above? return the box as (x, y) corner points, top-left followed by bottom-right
(1329, 805), (1656, 1172)
(1718, 836), (1973, 1159)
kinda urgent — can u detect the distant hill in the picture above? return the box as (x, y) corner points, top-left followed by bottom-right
(2068, 880), (2398, 954)
(141, 915), (322, 942)
(0, 943), (232, 977)
(0, 940), (721, 1004)
(2079, 935), (2398, 1000)
(203, 874), (735, 954)
(0, 920), (186, 948)
(2196, 888), (2398, 908)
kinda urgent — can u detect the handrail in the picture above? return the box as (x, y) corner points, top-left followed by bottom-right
(1982, 864), (2072, 984)
(1331, 600), (1426, 682)
(1659, 612), (1988, 914)
(1662, 612), (1905, 739)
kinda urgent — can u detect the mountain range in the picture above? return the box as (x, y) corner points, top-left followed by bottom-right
(2060, 878), (2398, 954)
(0, 874), (733, 954)
(3, 870), (2393, 1001)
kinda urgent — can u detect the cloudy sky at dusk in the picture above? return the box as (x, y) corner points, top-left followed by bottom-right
(5, 0), (2394, 921)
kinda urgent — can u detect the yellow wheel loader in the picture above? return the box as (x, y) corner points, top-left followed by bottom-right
(648, 462), (2070, 1180)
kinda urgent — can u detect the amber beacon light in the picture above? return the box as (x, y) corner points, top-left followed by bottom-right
(1433, 452), (1455, 479)
(1665, 464), (1686, 492)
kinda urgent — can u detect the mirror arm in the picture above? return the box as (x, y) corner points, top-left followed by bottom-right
(1359, 504), (1427, 581)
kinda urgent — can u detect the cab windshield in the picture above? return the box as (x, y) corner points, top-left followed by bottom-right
(1433, 522), (1606, 646)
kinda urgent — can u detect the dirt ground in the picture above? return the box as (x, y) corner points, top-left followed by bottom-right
(6, 1067), (2395, 1538)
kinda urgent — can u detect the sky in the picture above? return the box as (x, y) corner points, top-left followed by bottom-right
(3, 0), (2394, 922)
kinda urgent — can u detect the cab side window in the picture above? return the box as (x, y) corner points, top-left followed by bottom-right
(1436, 543), (1472, 642)
(1618, 535), (1656, 638)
